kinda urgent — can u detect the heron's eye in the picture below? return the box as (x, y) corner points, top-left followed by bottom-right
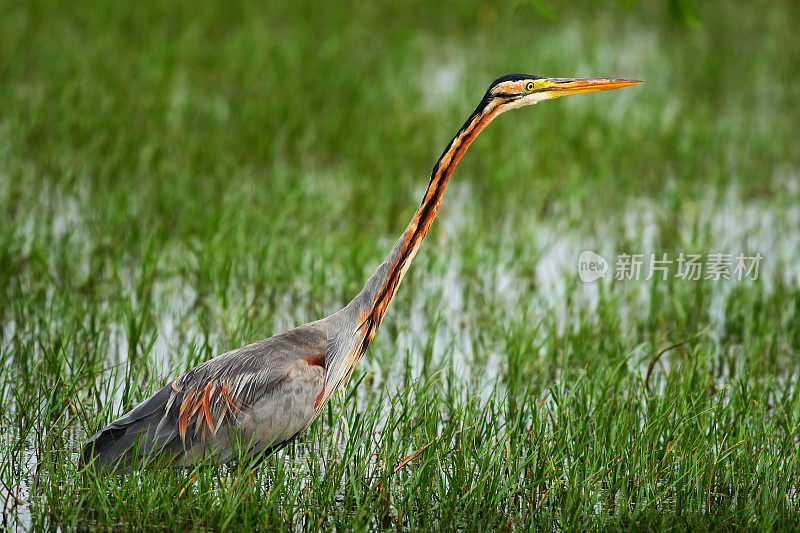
(525, 81), (536, 92)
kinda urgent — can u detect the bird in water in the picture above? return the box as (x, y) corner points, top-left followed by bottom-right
(82, 74), (640, 473)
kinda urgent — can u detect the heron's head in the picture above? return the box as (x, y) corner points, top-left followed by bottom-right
(483, 74), (641, 112)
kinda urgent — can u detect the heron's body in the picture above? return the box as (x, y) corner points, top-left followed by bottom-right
(82, 74), (639, 473)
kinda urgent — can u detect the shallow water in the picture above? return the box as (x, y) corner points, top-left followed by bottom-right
(12, 177), (798, 387)
(3, 176), (799, 527)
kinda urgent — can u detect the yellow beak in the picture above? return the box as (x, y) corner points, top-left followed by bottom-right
(544, 78), (642, 98)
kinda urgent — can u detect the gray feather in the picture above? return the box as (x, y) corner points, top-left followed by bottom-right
(82, 322), (329, 473)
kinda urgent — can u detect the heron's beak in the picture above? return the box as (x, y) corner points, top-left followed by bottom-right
(544, 78), (642, 98)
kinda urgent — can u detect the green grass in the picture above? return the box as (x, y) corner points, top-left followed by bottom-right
(2, 0), (800, 530)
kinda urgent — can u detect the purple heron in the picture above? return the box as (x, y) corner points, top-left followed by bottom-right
(82, 75), (640, 472)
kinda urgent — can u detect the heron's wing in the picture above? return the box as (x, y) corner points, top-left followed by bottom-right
(168, 355), (326, 466)
(82, 322), (328, 472)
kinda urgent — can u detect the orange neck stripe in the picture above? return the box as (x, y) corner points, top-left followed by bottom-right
(353, 100), (503, 358)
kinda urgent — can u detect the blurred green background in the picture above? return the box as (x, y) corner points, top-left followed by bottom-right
(1, 0), (800, 529)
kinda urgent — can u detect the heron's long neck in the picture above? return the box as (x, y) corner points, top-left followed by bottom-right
(343, 98), (503, 361)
